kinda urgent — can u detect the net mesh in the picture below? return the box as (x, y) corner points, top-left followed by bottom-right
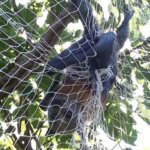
(0, 0), (150, 150)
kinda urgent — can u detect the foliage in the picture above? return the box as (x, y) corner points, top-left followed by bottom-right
(0, 0), (150, 149)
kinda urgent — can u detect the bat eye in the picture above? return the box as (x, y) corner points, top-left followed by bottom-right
(65, 110), (73, 119)
(51, 113), (57, 120)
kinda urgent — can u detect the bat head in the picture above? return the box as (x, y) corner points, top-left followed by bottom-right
(46, 94), (82, 135)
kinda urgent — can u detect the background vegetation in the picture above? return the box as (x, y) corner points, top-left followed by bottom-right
(0, 0), (150, 149)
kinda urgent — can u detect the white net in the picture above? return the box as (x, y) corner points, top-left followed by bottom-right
(0, 0), (150, 149)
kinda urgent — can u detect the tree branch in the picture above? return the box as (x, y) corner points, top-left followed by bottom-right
(0, 2), (76, 100)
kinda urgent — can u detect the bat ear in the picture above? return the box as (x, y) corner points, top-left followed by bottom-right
(39, 92), (54, 111)
(45, 127), (55, 136)
(39, 73), (62, 111)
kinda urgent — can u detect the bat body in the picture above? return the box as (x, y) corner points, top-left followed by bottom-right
(40, 0), (133, 134)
